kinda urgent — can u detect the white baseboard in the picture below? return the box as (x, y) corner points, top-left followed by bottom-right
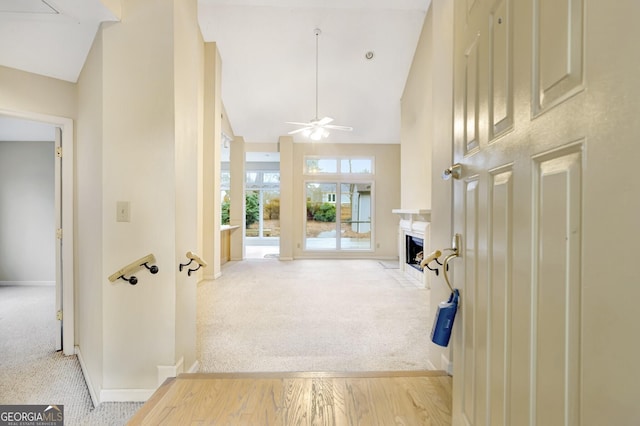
(100, 388), (156, 402)
(187, 360), (200, 373)
(157, 356), (184, 387)
(75, 346), (99, 407)
(425, 358), (437, 371)
(441, 353), (453, 375)
(0, 281), (55, 286)
(79, 352), (195, 403)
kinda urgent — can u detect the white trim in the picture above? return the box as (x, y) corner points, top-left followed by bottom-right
(441, 353), (454, 375)
(425, 358), (437, 371)
(76, 346), (99, 407)
(157, 357), (184, 387)
(391, 208), (431, 217)
(0, 108), (74, 356)
(100, 389), (155, 403)
(187, 360), (200, 373)
(0, 281), (55, 286)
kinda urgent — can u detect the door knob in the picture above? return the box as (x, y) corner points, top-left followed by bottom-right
(442, 163), (462, 180)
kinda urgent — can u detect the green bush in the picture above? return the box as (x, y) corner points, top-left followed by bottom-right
(245, 192), (260, 227)
(313, 203), (336, 222)
(221, 201), (230, 225)
(306, 202), (318, 219)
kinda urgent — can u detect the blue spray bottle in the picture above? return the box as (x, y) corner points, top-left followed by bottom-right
(431, 289), (460, 347)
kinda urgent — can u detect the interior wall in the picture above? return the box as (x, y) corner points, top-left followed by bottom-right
(202, 42), (223, 280)
(229, 136), (245, 261)
(173, 0), (203, 374)
(428, 0), (455, 371)
(0, 141), (55, 283)
(400, 3), (454, 371)
(0, 66), (76, 116)
(278, 136), (294, 260)
(291, 143), (400, 259)
(86, 0), (204, 396)
(400, 10), (433, 211)
(76, 21), (105, 402)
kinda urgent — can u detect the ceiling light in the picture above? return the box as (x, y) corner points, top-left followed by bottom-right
(285, 28), (353, 140)
(310, 128), (324, 141)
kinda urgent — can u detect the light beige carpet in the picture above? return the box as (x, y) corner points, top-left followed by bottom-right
(1, 259), (432, 425)
(0, 284), (142, 425)
(197, 259), (432, 373)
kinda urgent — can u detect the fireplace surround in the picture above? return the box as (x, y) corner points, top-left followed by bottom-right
(392, 209), (432, 287)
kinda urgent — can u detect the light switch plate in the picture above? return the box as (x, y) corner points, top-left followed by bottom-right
(117, 201), (130, 222)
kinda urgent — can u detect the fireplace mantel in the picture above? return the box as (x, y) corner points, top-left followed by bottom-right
(392, 208), (431, 219)
(392, 209), (431, 234)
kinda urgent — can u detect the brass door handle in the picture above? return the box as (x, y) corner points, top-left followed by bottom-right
(442, 163), (462, 180)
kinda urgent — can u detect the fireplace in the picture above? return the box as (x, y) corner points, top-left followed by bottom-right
(406, 236), (424, 271)
(392, 209), (431, 287)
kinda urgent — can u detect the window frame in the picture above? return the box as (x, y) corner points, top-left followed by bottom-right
(303, 156), (375, 175)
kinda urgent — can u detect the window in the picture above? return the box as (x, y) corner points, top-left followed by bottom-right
(221, 170), (230, 225)
(305, 158), (338, 174)
(305, 157), (373, 175)
(245, 171), (280, 238)
(304, 156), (374, 251)
(305, 180), (372, 251)
(340, 158), (373, 174)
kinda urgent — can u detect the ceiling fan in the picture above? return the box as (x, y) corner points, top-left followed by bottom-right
(286, 28), (353, 141)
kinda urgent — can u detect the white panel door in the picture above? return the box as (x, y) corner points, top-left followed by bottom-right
(449, 0), (640, 425)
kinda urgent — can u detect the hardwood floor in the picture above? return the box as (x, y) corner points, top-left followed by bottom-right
(128, 371), (452, 425)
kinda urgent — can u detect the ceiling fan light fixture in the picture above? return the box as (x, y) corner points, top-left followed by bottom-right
(310, 128), (326, 141)
(285, 28), (352, 140)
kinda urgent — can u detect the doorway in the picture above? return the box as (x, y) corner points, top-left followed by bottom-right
(0, 116), (59, 348)
(244, 152), (280, 259)
(0, 110), (74, 355)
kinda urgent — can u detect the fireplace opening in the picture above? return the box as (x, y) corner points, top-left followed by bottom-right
(405, 235), (424, 271)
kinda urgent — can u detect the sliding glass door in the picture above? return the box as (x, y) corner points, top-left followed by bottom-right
(305, 182), (371, 251)
(305, 183), (337, 249)
(245, 188), (280, 238)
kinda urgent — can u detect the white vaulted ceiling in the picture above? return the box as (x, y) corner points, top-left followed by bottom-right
(0, 0), (431, 144)
(0, 0), (118, 82)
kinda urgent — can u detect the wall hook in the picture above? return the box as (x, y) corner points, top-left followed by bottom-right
(420, 250), (441, 270)
(108, 254), (159, 286)
(120, 275), (138, 285)
(179, 251), (207, 276)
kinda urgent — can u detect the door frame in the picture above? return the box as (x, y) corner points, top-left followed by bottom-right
(1, 108), (75, 356)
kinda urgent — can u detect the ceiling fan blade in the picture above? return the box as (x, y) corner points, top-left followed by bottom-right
(285, 121), (313, 126)
(288, 127), (312, 135)
(324, 124), (353, 131)
(317, 116), (334, 126)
